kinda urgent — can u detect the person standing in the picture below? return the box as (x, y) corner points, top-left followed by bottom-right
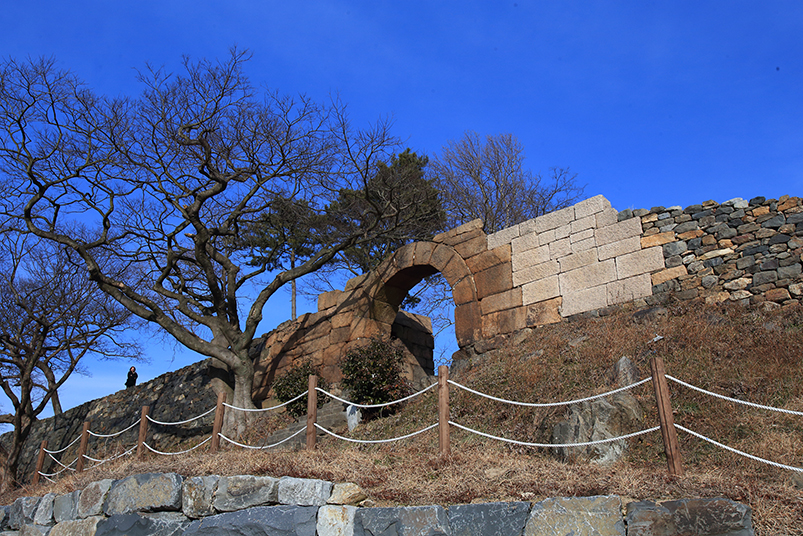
(125, 366), (138, 389)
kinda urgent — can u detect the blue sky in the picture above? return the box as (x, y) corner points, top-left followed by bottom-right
(2, 1), (802, 415)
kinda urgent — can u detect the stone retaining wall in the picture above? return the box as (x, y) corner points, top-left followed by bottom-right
(0, 472), (753, 536)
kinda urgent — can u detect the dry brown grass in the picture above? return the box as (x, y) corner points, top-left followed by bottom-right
(3, 300), (803, 534)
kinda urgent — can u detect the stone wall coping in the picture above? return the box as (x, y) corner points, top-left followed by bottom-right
(0, 472), (754, 535)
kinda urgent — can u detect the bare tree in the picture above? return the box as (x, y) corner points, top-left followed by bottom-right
(0, 52), (443, 435)
(0, 236), (139, 491)
(431, 131), (585, 233)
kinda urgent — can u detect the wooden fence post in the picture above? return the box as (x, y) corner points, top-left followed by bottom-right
(650, 356), (684, 476)
(76, 422), (90, 473)
(438, 365), (450, 457)
(210, 391), (226, 454)
(137, 406), (150, 459)
(306, 375), (318, 450)
(32, 440), (47, 485)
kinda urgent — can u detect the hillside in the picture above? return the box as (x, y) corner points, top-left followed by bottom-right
(3, 300), (803, 534)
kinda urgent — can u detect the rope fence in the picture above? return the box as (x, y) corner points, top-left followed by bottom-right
(31, 356), (802, 486)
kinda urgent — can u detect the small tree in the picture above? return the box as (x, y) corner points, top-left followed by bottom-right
(340, 338), (411, 419)
(0, 236), (139, 491)
(271, 360), (328, 418)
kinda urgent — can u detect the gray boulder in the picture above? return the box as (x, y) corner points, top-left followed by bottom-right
(182, 475), (219, 518)
(626, 498), (753, 535)
(213, 475), (279, 512)
(9, 497), (41, 530)
(356, 506), (449, 536)
(76, 480), (113, 519)
(95, 513), (188, 536)
(449, 502), (530, 536)
(48, 516), (103, 536)
(103, 473), (183, 515)
(33, 494), (56, 526)
(278, 477), (333, 506)
(183, 505), (317, 536)
(525, 496), (624, 536)
(53, 491), (81, 523)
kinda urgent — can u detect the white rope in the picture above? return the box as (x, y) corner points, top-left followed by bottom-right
(146, 406), (216, 426)
(449, 420), (661, 448)
(666, 375), (803, 416)
(223, 391), (307, 413)
(142, 435), (212, 456)
(675, 424), (803, 473)
(47, 453), (78, 472)
(83, 444), (137, 468)
(218, 427), (307, 450)
(88, 419), (141, 438)
(314, 422), (439, 444)
(316, 382), (438, 409)
(447, 377), (653, 407)
(40, 474), (56, 483)
(43, 434), (82, 454)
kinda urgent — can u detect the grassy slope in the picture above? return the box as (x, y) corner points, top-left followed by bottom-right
(4, 301), (803, 534)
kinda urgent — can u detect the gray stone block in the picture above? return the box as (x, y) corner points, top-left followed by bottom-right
(183, 505), (317, 536)
(53, 492), (81, 523)
(278, 477), (333, 507)
(752, 271), (778, 286)
(19, 524), (49, 536)
(77, 480), (113, 519)
(449, 502), (530, 536)
(33, 494), (55, 526)
(183, 475), (219, 519)
(103, 473), (183, 515)
(356, 506), (449, 536)
(95, 513), (188, 536)
(10, 497), (41, 530)
(662, 241), (687, 258)
(318, 505), (358, 536)
(525, 496), (624, 536)
(626, 498), (753, 536)
(213, 475), (279, 512)
(778, 263), (802, 280)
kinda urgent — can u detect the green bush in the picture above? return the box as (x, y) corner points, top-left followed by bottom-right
(341, 338), (411, 418)
(272, 360), (328, 418)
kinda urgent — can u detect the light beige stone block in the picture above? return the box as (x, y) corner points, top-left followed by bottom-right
(571, 236), (596, 253)
(522, 275), (560, 304)
(512, 244), (550, 272)
(511, 231), (540, 254)
(598, 236), (641, 261)
(480, 288), (523, 315)
(487, 225), (520, 249)
(700, 248), (734, 260)
(615, 247), (664, 280)
(595, 207), (619, 228)
(555, 223), (572, 240)
(549, 237), (572, 259)
(535, 206), (575, 233)
(559, 259), (616, 295)
(558, 249), (598, 273)
(538, 228), (556, 246)
(595, 217), (643, 246)
(571, 228), (594, 243)
(651, 266), (688, 286)
(560, 285), (608, 317)
(607, 274), (652, 305)
(519, 217), (538, 235)
(573, 195), (612, 219)
(513, 259), (560, 287)
(571, 215), (596, 234)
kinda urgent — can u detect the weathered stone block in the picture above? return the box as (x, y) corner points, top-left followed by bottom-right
(571, 227), (595, 243)
(455, 302), (481, 346)
(558, 249), (598, 273)
(574, 195), (612, 219)
(182, 475), (219, 519)
(651, 266), (688, 286)
(482, 307), (526, 338)
(571, 215), (596, 234)
(561, 285), (608, 317)
(318, 505), (358, 536)
(441, 255), (472, 290)
(526, 297), (562, 326)
(525, 496), (624, 536)
(48, 516), (104, 536)
(596, 207), (619, 228)
(318, 291), (341, 312)
(104, 473), (183, 515)
(597, 237), (641, 261)
(625, 498), (752, 536)
(641, 232), (675, 248)
(549, 237), (572, 259)
(453, 235), (488, 260)
(535, 206), (575, 233)
(53, 491), (81, 523)
(765, 288), (791, 302)
(607, 274), (652, 305)
(474, 264), (513, 300)
(449, 502), (530, 536)
(184, 505), (317, 536)
(213, 475), (279, 512)
(511, 243), (550, 272)
(595, 218), (642, 247)
(433, 219), (484, 245)
(328, 484), (367, 506)
(466, 246), (511, 273)
(412, 241), (437, 266)
(32, 494), (55, 526)
(486, 225), (519, 250)
(512, 260), (560, 287)
(559, 259), (616, 295)
(277, 477), (333, 507)
(571, 236), (596, 253)
(355, 506), (449, 536)
(616, 247), (664, 280)
(95, 513), (188, 536)
(10, 497), (41, 530)
(77, 480), (113, 519)
(480, 288), (522, 315)
(522, 276), (560, 305)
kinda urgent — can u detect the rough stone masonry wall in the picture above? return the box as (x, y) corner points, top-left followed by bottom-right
(0, 471), (754, 536)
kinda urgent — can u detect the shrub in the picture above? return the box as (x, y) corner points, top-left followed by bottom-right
(272, 360), (328, 418)
(341, 338), (411, 418)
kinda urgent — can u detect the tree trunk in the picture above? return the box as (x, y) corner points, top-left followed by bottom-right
(222, 356), (257, 439)
(291, 250), (297, 321)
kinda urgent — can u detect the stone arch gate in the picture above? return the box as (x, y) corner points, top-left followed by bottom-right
(251, 218), (519, 400)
